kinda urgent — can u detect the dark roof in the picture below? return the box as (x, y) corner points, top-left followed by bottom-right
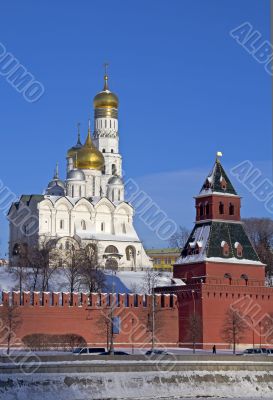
(181, 221), (260, 262)
(199, 159), (237, 196)
(20, 194), (44, 207)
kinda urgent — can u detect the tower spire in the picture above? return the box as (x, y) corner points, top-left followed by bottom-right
(77, 122), (81, 145)
(54, 162), (59, 179)
(103, 62), (109, 91)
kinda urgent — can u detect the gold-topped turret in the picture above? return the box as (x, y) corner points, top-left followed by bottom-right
(93, 64), (119, 110)
(76, 121), (105, 171)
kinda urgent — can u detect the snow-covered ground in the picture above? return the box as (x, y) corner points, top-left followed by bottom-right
(0, 266), (173, 294)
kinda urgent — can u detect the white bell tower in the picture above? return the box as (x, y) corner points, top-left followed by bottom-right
(92, 65), (123, 198)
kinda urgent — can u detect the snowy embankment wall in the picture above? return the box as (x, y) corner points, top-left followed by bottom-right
(1, 360), (273, 399)
(1, 291), (178, 348)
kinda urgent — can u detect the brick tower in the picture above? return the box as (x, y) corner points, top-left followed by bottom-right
(158, 157), (273, 350)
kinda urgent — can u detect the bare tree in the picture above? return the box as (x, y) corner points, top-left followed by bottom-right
(0, 304), (22, 354)
(169, 226), (190, 249)
(78, 245), (105, 292)
(142, 268), (160, 294)
(27, 240), (60, 291)
(60, 248), (82, 296)
(221, 309), (247, 354)
(243, 218), (273, 279)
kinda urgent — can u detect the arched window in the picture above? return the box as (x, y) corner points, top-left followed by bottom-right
(235, 242), (243, 258)
(241, 274), (248, 285)
(122, 222), (126, 234)
(200, 204), (204, 217)
(81, 220), (86, 230)
(105, 245), (118, 254)
(101, 222), (105, 232)
(224, 273), (232, 285)
(102, 149), (105, 153)
(65, 241), (70, 250)
(111, 149), (114, 153)
(126, 246), (136, 262)
(118, 190), (121, 201)
(221, 177), (227, 190)
(112, 164), (116, 175)
(205, 203), (210, 215)
(60, 220), (64, 229)
(219, 202), (224, 215)
(229, 203), (235, 215)
(221, 241), (229, 257)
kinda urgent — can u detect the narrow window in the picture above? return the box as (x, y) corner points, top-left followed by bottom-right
(112, 191), (114, 202)
(110, 120), (111, 128)
(118, 190), (121, 201)
(111, 149), (114, 153)
(105, 120), (107, 128)
(112, 164), (116, 174)
(200, 204), (204, 217)
(205, 203), (210, 215)
(102, 149), (106, 153)
(122, 223), (126, 234)
(60, 220), (64, 229)
(101, 222), (104, 231)
(92, 177), (95, 196)
(81, 220), (86, 230)
(219, 202), (224, 215)
(229, 203), (234, 215)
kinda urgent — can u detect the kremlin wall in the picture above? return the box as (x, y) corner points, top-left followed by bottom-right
(0, 291), (179, 349)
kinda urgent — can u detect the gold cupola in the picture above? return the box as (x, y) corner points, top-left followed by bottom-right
(93, 69), (119, 110)
(67, 123), (82, 159)
(76, 122), (105, 171)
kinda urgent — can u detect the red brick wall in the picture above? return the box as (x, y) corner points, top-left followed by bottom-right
(201, 284), (273, 349)
(195, 195), (241, 222)
(1, 292), (179, 348)
(174, 261), (265, 285)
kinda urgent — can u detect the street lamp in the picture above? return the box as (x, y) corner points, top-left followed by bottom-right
(191, 290), (196, 354)
(132, 318), (135, 355)
(245, 315), (255, 349)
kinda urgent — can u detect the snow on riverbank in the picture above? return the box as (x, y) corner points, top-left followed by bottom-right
(1, 369), (273, 400)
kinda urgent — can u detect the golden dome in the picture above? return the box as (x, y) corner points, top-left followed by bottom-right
(93, 75), (119, 109)
(67, 124), (82, 158)
(76, 127), (105, 171)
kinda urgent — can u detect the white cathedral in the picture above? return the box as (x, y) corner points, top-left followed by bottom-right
(9, 72), (152, 270)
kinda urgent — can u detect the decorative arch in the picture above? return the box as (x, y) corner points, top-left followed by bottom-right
(55, 237), (80, 251)
(126, 245), (136, 268)
(54, 197), (73, 211)
(105, 245), (118, 254)
(95, 198), (115, 213)
(105, 257), (118, 270)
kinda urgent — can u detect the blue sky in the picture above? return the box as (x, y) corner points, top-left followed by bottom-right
(0, 0), (271, 255)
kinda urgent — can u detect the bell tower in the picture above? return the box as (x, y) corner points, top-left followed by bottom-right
(92, 65), (122, 179)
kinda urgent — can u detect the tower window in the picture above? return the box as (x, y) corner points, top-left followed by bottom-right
(229, 203), (235, 215)
(112, 164), (116, 175)
(205, 203), (210, 215)
(110, 120), (111, 128)
(219, 202), (224, 215)
(111, 149), (114, 153)
(221, 241), (229, 257)
(235, 242), (243, 258)
(118, 190), (121, 201)
(102, 149), (106, 153)
(200, 204), (204, 217)
(105, 120), (107, 128)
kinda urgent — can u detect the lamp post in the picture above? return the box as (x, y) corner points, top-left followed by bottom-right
(245, 315), (255, 349)
(191, 290), (196, 354)
(132, 318), (135, 355)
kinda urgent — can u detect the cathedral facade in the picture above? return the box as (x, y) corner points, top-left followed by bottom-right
(9, 73), (152, 270)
